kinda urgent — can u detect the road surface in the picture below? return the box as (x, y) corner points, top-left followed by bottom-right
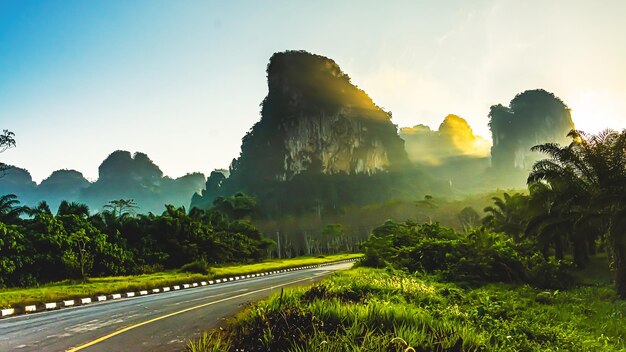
(0, 262), (353, 352)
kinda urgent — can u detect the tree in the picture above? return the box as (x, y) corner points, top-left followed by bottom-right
(28, 201), (52, 216)
(0, 130), (16, 177)
(57, 201), (90, 219)
(482, 193), (530, 240)
(458, 206), (480, 233)
(63, 229), (92, 282)
(103, 199), (139, 219)
(213, 193), (256, 220)
(0, 222), (26, 287)
(0, 194), (27, 224)
(529, 129), (626, 298)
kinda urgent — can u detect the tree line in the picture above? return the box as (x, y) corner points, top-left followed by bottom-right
(0, 194), (274, 287)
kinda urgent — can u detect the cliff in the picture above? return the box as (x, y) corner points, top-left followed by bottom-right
(192, 51), (414, 212)
(489, 89), (575, 170)
(234, 50), (408, 183)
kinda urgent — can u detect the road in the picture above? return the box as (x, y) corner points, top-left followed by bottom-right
(0, 262), (353, 352)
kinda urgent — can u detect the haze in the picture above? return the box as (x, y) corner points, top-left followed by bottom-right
(1, 0), (625, 182)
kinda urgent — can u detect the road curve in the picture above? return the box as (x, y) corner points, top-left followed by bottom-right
(0, 262), (353, 352)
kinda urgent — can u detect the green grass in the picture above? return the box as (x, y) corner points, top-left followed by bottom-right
(188, 267), (626, 352)
(0, 253), (362, 309)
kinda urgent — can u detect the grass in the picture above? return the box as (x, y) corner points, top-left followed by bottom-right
(0, 253), (362, 309)
(188, 266), (626, 352)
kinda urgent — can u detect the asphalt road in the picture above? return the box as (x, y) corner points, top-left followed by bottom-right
(0, 262), (353, 352)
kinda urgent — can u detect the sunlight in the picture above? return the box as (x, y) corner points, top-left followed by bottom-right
(569, 91), (621, 134)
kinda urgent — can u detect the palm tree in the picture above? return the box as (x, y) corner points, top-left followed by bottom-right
(482, 192), (529, 240)
(57, 200), (90, 218)
(529, 129), (626, 298)
(27, 200), (52, 216)
(0, 194), (27, 223)
(525, 181), (581, 261)
(103, 199), (138, 219)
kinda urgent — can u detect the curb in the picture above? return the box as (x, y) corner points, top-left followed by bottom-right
(0, 258), (360, 319)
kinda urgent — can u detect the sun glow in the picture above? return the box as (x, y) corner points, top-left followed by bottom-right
(569, 91), (624, 134)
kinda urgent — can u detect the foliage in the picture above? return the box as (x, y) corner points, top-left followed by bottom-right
(188, 268), (626, 351)
(0, 129), (16, 176)
(362, 220), (572, 289)
(482, 192), (529, 240)
(0, 193), (276, 288)
(179, 258), (214, 275)
(528, 129), (626, 297)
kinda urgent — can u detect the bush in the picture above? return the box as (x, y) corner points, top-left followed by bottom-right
(362, 221), (572, 288)
(180, 258), (213, 275)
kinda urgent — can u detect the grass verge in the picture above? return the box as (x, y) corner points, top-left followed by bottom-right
(0, 253), (362, 309)
(188, 267), (626, 352)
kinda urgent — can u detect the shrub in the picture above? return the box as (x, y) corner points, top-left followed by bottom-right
(180, 258), (213, 275)
(362, 221), (571, 288)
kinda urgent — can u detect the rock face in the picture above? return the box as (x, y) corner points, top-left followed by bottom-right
(192, 51), (411, 212)
(281, 109), (392, 178)
(235, 50), (408, 183)
(489, 89), (575, 170)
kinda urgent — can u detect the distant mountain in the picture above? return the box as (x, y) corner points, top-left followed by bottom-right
(489, 89), (575, 171)
(0, 166), (38, 205)
(37, 169), (90, 210)
(0, 151), (205, 214)
(400, 114), (490, 165)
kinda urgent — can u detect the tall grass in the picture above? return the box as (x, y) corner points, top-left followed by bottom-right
(0, 253), (362, 308)
(188, 267), (626, 351)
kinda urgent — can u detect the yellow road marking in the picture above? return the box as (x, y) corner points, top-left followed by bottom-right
(65, 273), (329, 351)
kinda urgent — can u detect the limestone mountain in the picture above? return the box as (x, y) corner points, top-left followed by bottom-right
(489, 89), (575, 170)
(192, 51), (428, 214)
(234, 50), (408, 184)
(0, 151), (205, 214)
(400, 114), (490, 165)
(37, 169), (91, 210)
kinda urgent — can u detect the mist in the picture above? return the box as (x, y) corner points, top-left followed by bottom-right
(0, 150), (206, 214)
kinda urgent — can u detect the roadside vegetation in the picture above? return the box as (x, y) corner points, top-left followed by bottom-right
(189, 129), (626, 351)
(0, 253), (361, 308)
(188, 267), (625, 352)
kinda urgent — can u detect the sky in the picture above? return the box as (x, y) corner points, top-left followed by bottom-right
(1, 0), (625, 183)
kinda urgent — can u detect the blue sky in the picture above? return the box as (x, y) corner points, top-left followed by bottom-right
(1, 0), (625, 182)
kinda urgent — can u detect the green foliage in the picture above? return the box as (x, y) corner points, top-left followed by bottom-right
(363, 220), (572, 289)
(0, 222), (26, 287)
(0, 194), (28, 224)
(188, 268), (626, 351)
(180, 258), (213, 275)
(0, 192), (275, 288)
(0, 129), (16, 176)
(529, 129), (626, 297)
(482, 192), (529, 240)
